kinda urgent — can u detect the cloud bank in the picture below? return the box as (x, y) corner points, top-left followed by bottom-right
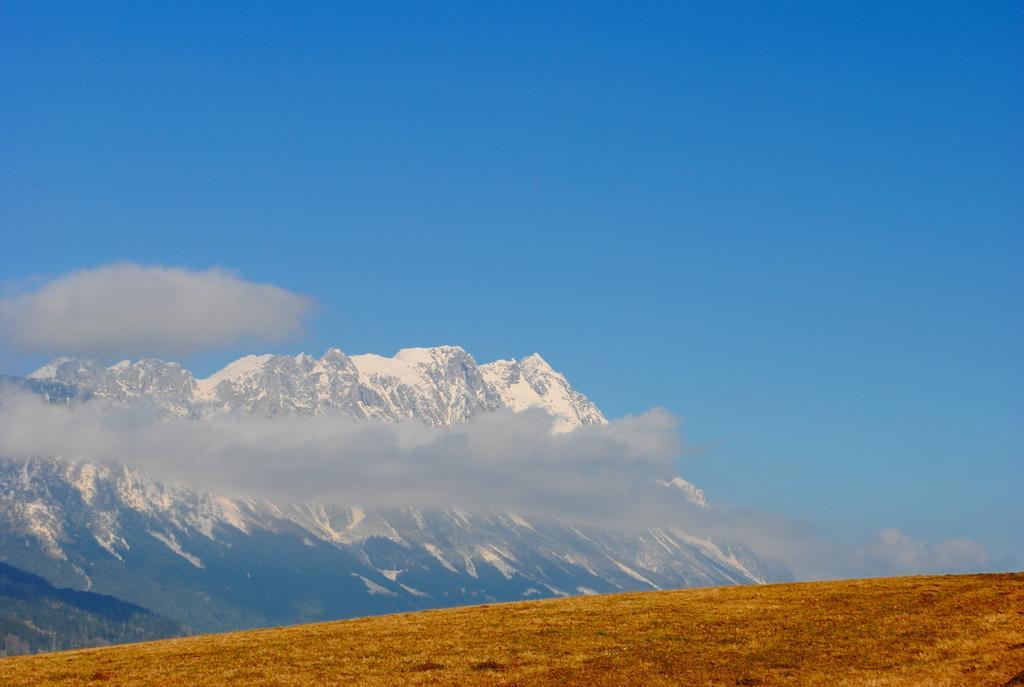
(0, 386), (1010, 580)
(682, 505), (1007, 581)
(0, 264), (312, 358)
(0, 387), (683, 523)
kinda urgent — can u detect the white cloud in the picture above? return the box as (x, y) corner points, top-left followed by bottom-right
(686, 507), (1006, 580)
(0, 386), (1009, 579)
(0, 264), (312, 358)
(859, 528), (994, 576)
(0, 387), (683, 523)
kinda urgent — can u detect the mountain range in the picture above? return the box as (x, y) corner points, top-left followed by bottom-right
(0, 346), (773, 636)
(26, 346), (606, 431)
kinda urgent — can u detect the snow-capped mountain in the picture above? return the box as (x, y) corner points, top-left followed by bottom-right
(27, 346), (606, 431)
(479, 353), (606, 429)
(0, 345), (775, 634)
(0, 457), (768, 633)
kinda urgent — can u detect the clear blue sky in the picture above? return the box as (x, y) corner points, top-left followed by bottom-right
(2, 2), (1021, 562)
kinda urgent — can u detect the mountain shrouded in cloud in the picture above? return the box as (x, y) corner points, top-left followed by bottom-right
(0, 346), (1002, 588)
(0, 264), (312, 359)
(0, 263), (1007, 634)
(0, 346), (770, 632)
(0, 347), (678, 518)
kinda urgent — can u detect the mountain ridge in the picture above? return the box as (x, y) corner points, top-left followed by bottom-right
(27, 346), (607, 431)
(0, 456), (769, 634)
(0, 344), (774, 635)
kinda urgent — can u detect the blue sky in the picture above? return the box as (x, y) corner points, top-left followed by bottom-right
(2, 3), (1021, 564)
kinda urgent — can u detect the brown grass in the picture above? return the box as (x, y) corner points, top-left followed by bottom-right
(1, 573), (1023, 686)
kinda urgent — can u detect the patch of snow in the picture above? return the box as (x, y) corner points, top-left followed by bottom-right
(479, 546), (517, 579)
(351, 573), (396, 596)
(670, 528), (765, 584)
(215, 496), (250, 533)
(567, 525), (595, 544)
(423, 543), (459, 573)
(408, 506), (426, 530)
(350, 352), (417, 381)
(660, 476), (708, 507)
(148, 530), (204, 569)
(489, 544), (517, 561)
(479, 353), (607, 432)
(608, 557), (660, 589)
(449, 508), (472, 526)
(399, 583), (429, 597)
(93, 530), (126, 561)
(71, 463), (99, 505)
(186, 510), (217, 540)
(347, 506), (365, 530)
(648, 528), (679, 554)
(23, 501), (66, 560)
(195, 354), (274, 399)
(72, 564), (93, 590)
(560, 553), (599, 577)
(506, 511), (535, 531)
(27, 358), (73, 380)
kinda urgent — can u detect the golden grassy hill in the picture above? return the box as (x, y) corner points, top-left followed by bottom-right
(1, 573), (1022, 686)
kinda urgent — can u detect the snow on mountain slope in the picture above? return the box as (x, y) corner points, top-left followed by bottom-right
(28, 358), (200, 417)
(349, 346), (501, 426)
(28, 346), (596, 429)
(194, 350), (364, 417)
(0, 457), (770, 633)
(479, 353), (606, 431)
(5, 345), (776, 634)
(660, 476), (708, 507)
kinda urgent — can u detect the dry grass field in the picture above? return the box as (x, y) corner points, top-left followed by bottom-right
(1, 573), (1022, 686)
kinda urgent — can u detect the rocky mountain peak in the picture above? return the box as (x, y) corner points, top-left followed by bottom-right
(25, 345), (606, 430)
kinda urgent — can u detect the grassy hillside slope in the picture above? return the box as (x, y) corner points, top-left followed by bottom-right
(1, 573), (1022, 686)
